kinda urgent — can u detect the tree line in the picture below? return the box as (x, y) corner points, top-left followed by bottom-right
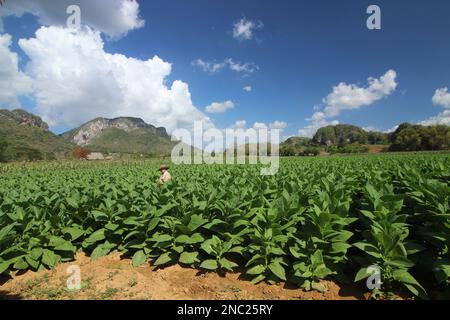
(280, 123), (449, 156)
(389, 123), (449, 151)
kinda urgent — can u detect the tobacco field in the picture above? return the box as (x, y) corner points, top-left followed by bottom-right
(0, 154), (449, 299)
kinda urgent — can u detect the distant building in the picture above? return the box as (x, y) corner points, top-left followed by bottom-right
(86, 152), (105, 160)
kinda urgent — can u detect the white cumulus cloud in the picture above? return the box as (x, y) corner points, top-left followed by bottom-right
(18, 26), (213, 133)
(0, 33), (32, 108)
(205, 100), (234, 114)
(320, 69), (398, 118)
(363, 126), (382, 132)
(232, 18), (263, 41)
(230, 120), (286, 131)
(416, 88), (450, 126)
(255, 121), (288, 131)
(269, 121), (287, 130)
(432, 88), (450, 109)
(0, 0), (144, 39)
(243, 86), (252, 92)
(298, 119), (340, 138)
(419, 110), (450, 126)
(233, 120), (247, 129)
(418, 88), (450, 126)
(298, 70), (397, 137)
(253, 122), (268, 130)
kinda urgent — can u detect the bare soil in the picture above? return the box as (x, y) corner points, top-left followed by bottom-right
(0, 252), (368, 300)
(367, 145), (389, 154)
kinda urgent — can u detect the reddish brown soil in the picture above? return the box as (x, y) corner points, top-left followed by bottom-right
(0, 252), (368, 300)
(367, 145), (389, 154)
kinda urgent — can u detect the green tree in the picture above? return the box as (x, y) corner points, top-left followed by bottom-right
(421, 125), (450, 150)
(313, 124), (368, 146)
(280, 145), (296, 157)
(395, 127), (422, 151)
(389, 123), (449, 152)
(367, 131), (389, 145)
(389, 123), (413, 143)
(313, 126), (336, 145)
(300, 147), (320, 156)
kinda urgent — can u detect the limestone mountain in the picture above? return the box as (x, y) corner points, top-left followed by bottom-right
(61, 117), (177, 156)
(0, 109), (75, 161)
(312, 124), (374, 146)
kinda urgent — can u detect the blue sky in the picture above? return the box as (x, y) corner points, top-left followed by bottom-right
(1, 0), (450, 138)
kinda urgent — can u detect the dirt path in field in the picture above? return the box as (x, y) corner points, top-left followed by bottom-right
(0, 252), (367, 300)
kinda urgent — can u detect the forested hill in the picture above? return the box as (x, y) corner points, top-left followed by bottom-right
(280, 123), (449, 156)
(0, 109), (75, 161)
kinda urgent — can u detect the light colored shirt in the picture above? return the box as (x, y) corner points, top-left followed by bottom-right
(159, 171), (172, 184)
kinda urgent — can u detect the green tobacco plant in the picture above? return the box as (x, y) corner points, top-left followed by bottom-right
(245, 206), (292, 284)
(199, 235), (243, 271)
(354, 183), (427, 298)
(121, 203), (176, 267)
(290, 176), (356, 291)
(401, 168), (450, 288)
(150, 213), (207, 267)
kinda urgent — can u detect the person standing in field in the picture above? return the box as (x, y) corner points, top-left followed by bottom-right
(158, 164), (172, 184)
